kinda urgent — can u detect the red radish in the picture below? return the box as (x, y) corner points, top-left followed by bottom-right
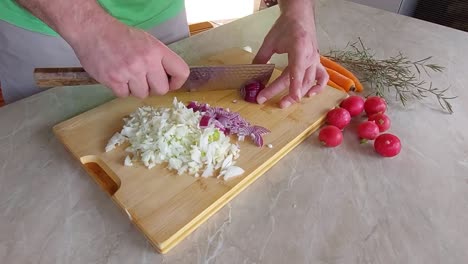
(340, 96), (365, 117)
(368, 113), (391, 132)
(374, 133), (401, 157)
(364, 96), (387, 115)
(318, 126), (343, 147)
(358, 121), (380, 143)
(326, 108), (351, 130)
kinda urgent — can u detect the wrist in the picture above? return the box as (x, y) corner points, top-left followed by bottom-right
(279, 0), (315, 19)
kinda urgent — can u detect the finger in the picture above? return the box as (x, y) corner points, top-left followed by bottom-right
(256, 66), (290, 104)
(252, 38), (274, 64)
(278, 75), (316, 108)
(288, 49), (308, 102)
(306, 84), (323, 97)
(278, 95), (297, 109)
(162, 53), (190, 91)
(109, 82), (130, 98)
(128, 74), (149, 99)
(279, 64), (322, 108)
(306, 64), (329, 97)
(301, 64), (317, 95)
(147, 64), (170, 95)
(278, 79), (311, 109)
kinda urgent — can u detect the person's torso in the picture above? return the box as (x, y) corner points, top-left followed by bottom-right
(0, 0), (185, 36)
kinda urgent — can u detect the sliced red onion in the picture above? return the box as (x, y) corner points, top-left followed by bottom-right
(241, 81), (265, 104)
(199, 115), (211, 128)
(187, 101), (198, 110)
(211, 119), (225, 131)
(187, 101), (270, 147)
(216, 115), (231, 127)
(213, 107), (228, 116)
(250, 133), (264, 147)
(252, 125), (271, 135)
(205, 108), (216, 118)
(237, 126), (254, 136)
(200, 104), (209, 112)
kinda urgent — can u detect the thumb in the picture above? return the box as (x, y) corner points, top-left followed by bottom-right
(253, 40), (274, 64)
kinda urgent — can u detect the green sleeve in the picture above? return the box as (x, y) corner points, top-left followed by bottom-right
(0, 0), (185, 36)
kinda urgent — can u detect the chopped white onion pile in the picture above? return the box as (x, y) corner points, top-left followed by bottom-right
(105, 98), (244, 180)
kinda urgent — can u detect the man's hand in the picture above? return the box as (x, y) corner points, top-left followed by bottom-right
(72, 22), (190, 98)
(253, 0), (328, 108)
(16, 0), (189, 99)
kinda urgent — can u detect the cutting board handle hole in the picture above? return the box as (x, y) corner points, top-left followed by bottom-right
(81, 158), (121, 196)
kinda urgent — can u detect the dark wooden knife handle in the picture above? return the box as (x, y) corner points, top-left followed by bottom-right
(34, 67), (98, 88)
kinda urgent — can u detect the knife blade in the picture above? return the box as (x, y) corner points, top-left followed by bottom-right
(33, 64), (275, 92)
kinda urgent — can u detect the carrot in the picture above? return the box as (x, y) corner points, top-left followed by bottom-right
(327, 80), (347, 93)
(321, 55), (364, 92)
(325, 67), (355, 92)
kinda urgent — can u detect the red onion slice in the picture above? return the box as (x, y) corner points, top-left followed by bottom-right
(250, 133), (264, 147)
(241, 81), (265, 104)
(199, 115), (211, 128)
(252, 125), (271, 135)
(187, 101), (198, 110)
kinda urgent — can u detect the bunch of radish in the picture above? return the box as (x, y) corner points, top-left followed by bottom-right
(318, 95), (401, 157)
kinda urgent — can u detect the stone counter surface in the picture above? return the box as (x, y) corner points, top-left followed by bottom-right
(1, 0), (468, 263)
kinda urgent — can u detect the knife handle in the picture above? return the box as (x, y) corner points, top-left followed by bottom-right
(34, 67), (98, 88)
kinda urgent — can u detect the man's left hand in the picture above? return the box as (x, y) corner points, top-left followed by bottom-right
(253, 3), (328, 108)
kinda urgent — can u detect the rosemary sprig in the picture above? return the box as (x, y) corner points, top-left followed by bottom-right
(325, 38), (456, 114)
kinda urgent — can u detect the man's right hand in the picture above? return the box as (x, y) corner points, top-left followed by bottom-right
(71, 22), (190, 98)
(16, 0), (190, 99)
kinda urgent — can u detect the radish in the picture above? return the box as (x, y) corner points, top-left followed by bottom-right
(340, 95), (365, 117)
(364, 96), (387, 116)
(374, 133), (401, 157)
(358, 121), (380, 143)
(326, 108), (351, 130)
(368, 113), (391, 132)
(318, 125), (343, 147)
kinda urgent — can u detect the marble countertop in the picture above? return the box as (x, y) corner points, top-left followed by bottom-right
(2, 0), (468, 263)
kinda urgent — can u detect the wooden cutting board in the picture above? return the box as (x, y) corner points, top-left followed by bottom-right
(53, 48), (347, 253)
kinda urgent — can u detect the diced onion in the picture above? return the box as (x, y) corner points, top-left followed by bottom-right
(105, 97), (242, 179)
(124, 155), (133, 166)
(223, 166), (245, 181)
(105, 132), (126, 152)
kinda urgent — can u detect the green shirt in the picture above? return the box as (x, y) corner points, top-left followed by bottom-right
(0, 0), (185, 36)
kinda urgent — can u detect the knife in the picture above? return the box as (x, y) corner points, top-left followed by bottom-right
(33, 64), (275, 92)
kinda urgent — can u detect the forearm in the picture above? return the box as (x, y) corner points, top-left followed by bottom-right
(278, 0), (315, 17)
(278, 0), (317, 48)
(15, 0), (116, 45)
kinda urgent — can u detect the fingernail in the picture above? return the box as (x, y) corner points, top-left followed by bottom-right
(257, 96), (267, 104)
(281, 101), (292, 108)
(310, 92), (317, 97)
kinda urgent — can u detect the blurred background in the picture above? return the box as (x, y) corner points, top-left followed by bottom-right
(185, 0), (468, 33)
(1, 0), (466, 107)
